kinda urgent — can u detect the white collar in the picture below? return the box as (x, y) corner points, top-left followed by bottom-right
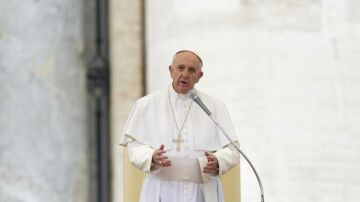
(168, 83), (195, 102)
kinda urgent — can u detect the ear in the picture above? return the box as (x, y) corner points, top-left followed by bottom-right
(196, 71), (203, 83)
(169, 65), (174, 78)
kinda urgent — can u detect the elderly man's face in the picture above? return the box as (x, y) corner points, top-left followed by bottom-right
(169, 51), (203, 94)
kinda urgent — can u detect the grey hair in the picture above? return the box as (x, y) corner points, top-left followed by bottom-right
(173, 50), (203, 68)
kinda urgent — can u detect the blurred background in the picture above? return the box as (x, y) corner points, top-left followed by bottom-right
(1, 0), (359, 202)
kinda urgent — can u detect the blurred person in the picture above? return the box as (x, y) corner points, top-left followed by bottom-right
(120, 50), (239, 202)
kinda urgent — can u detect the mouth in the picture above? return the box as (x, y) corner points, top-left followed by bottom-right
(180, 80), (188, 85)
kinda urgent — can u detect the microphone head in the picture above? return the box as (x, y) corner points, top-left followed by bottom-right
(189, 90), (198, 100)
(189, 90), (212, 116)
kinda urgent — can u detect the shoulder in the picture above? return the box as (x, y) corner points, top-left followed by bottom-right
(194, 89), (230, 116)
(134, 88), (167, 107)
(195, 89), (226, 107)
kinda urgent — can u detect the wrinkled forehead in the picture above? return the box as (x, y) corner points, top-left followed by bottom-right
(172, 50), (203, 68)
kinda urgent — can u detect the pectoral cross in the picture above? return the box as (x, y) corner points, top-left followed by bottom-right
(172, 134), (184, 152)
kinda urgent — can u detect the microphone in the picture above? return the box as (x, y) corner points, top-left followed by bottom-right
(190, 93), (212, 116)
(190, 91), (265, 202)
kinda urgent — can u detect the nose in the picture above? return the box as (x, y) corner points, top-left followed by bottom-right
(182, 70), (190, 78)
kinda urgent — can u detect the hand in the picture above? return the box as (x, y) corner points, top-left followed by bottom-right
(152, 144), (171, 167)
(203, 151), (219, 174)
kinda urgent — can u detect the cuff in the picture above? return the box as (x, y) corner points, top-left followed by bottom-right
(213, 147), (240, 176)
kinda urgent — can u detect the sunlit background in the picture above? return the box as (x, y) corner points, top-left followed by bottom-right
(146, 1), (360, 201)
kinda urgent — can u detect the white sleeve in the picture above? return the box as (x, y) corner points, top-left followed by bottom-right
(213, 143), (240, 176)
(127, 140), (161, 173)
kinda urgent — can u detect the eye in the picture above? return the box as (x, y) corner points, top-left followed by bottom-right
(177, 66), (185, 71)
(189, 68), (196, 73)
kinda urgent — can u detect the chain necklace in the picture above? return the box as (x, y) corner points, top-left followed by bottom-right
(168, 86), (193, 152)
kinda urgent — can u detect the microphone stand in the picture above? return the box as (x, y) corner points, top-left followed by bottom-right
(192, 95), (265, 202)
(208, 114), (264, 202)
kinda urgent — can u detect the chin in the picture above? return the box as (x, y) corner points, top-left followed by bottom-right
(179, 89), (189, 94)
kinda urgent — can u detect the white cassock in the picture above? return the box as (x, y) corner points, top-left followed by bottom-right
(119, 85), (240, 202)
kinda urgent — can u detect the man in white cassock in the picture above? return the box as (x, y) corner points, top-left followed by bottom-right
(119, 50), (240, 202)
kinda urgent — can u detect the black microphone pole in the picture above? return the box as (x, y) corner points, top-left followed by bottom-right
(191, 93), (265, 202)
